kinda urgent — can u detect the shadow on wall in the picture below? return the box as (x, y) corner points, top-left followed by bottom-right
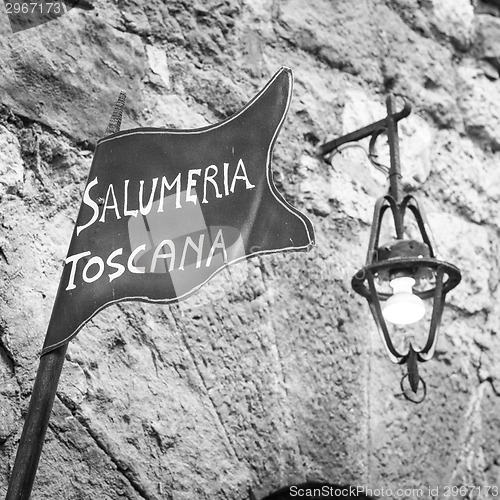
(254, 483), (376, 499)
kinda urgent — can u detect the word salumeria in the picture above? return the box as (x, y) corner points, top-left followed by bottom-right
(65, 159), (255, 291)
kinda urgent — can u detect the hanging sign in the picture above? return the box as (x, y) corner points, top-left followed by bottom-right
(42, 67), (315, 355)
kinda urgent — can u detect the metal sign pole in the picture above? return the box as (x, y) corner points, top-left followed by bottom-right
(5, 345), (68, 500)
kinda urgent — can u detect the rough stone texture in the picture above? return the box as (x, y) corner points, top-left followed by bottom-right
(0, 0), (500, 499)
(477, 14), (500, 69)
(431, 0), (475, 51)
(0, 126), (24, 195)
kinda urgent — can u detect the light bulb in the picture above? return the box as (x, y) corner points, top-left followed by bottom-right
(382, 276), (425, 325)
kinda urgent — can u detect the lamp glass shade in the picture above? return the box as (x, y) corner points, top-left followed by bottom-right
(382, 276), (425, 325)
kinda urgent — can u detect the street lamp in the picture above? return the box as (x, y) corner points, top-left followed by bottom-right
(318, 96), (461, 401)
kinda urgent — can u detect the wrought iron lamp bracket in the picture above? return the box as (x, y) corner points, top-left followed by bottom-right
(317, 97), (411, 162)
(318, 94), (462, 402)
(318, 95), (410, 203)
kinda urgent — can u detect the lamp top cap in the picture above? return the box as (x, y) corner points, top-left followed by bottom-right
(376, 239), (431, 263)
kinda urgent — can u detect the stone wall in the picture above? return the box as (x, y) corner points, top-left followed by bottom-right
(0, 0), (500, 498)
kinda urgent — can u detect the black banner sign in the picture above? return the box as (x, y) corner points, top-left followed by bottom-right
(42, 67), (315, 354)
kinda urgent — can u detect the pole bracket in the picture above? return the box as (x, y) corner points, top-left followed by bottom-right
(317, 97), (411, 158)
